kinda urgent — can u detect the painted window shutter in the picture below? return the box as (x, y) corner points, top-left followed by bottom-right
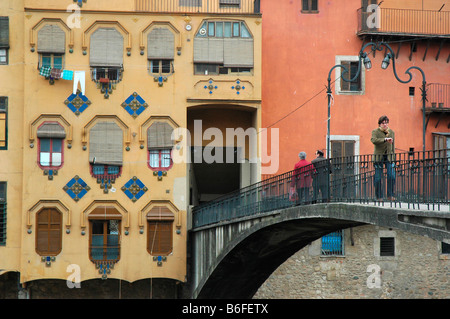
(193, 37), (224, 64)
(36, 208), (62, 256)
(89, 121), (123, 166)
(223, 38), (253, 67)
(147, 122), (174, 150)
(90, 28), (124, 67)
(0, 17), (9, 49)
(147, 206), (174, 255)
(37, 24), (65, 53)
(147, 28), (174, 60)
(37, 122), (66, 139)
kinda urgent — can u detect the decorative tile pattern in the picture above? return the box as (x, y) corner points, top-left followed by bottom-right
(74, 0), (87, 7)
(154, 75), (167, 87)
(204, 80), (218, 94)
(121, 176), (148, 202)
(43, 169), (58, 180)
(41, 256), (56, 267)
(231, 80), (245, 95)
(153, 256), (167, 266)
(64, 90), (91, 116)
(121, 92), (148, 118)
(95, 261), (114, 280)
(63, 175), (90, 202)
(153, 170), (167, 181)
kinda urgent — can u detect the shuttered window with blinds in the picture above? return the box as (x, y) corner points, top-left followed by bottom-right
(147, 27), (175, 75)
(0, 97), (7, 150)
(89, 121), (123, 178)
(37, 122), (66, 168)
(90, 28), (124, 82)
(37, 24), (65, 69)
(194, 20), (253, 74)
(0, 17), (9, 65)
(147, 122), (174, 170)
(36, 208), (62, 256)
(147, 206), (174, 255)
(0, 182), (6, 246)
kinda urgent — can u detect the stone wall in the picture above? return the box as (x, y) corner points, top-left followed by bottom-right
(254, 225), (450, 299)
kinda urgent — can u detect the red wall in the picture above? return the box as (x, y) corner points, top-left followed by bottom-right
(261, 0), (450, 174)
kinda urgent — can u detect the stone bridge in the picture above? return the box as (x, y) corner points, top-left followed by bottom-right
(189, 202), (450, 299)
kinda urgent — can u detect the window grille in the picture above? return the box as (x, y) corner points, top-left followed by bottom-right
(321, 230), (344, 256)
(0, 182), (6, 246)
(380, 237), (395, 256)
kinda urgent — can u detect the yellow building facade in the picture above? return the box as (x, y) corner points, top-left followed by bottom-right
(0, 0), (261, 293)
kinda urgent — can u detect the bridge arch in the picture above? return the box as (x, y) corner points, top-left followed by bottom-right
(191, 203), (450, 298)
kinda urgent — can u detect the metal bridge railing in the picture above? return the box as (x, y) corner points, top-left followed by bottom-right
(192, 149), (450, 228)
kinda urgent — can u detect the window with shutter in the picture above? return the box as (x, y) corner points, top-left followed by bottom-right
(36, 208), (62, 256)
(0, 182), (6, 246)
(0, 97), (7, 150)
(147, 122), (174, 171)
(89, 121), (123, 179)
(301, 0), (319, 13)
(37, 122), (66, 169)
(380, 237), (395, 256)
(194, 20), (253, 75)
(37, 24), (66, 70)
(89, 28), (124, 84)
(0, 17), (9, 65)
(147, 206), (174, 255)
(335, 56), (364, 95)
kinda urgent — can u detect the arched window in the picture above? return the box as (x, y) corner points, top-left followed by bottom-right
(88, 206), (121, 262)
(37, 122), (66, 169)
(146, 206), (174, 256)
(147, 122), (174, 171)
(36, 208), (62, 256)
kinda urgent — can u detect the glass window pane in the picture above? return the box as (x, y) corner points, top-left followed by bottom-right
(150, 60), (160, 73)
(161, 150), (171, 168)
(40, 139), (51, 152)
(161, 60), (171, 73)
(208, 22), (215, 37)
(224, 22), (232, 37)
(149, 150), (160, 168)
(40, 152), (50, 166)
(53, 55), (63, 69)
(52, 153), (62, 166)
(216, 22), (223, 37)
(42, 55), (51, 68)
(52, 139), (62, 152)
(233, 22), (240, 37)
(241, 23), (251, 38)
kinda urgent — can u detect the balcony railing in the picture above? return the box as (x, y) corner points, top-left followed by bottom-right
(427, 83), (450, 110)
(192, 149), (450, 228)
(358, 7), (450, 37)
(135, 0), (260, 14)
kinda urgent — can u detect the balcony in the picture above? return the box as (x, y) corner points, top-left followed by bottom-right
(358, 7), (450, 39)
(134, 0), (261, 14)
(425, 83), (450, 127)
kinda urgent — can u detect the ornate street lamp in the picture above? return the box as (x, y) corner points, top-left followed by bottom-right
(326, 41), (427, 162)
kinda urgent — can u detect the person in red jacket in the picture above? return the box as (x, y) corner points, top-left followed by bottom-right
(291, 151), (313, 204)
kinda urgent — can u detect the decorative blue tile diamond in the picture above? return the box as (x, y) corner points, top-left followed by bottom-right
(64, 90), (91, 116)
(63, 175), (90, 202)
(121, 92), (148, 118)
(121, 176), (148, 202)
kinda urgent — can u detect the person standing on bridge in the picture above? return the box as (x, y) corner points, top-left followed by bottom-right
(371, 115), (396, 201)
(291, 151), (313, 204)
(311, 150), (331, 203)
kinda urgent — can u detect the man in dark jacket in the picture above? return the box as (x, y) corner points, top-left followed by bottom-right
(311, 150), (331, 203)
(371, 115), (396, 201)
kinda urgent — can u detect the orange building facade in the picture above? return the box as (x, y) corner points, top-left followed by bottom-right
(260, 0), (450, 175)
